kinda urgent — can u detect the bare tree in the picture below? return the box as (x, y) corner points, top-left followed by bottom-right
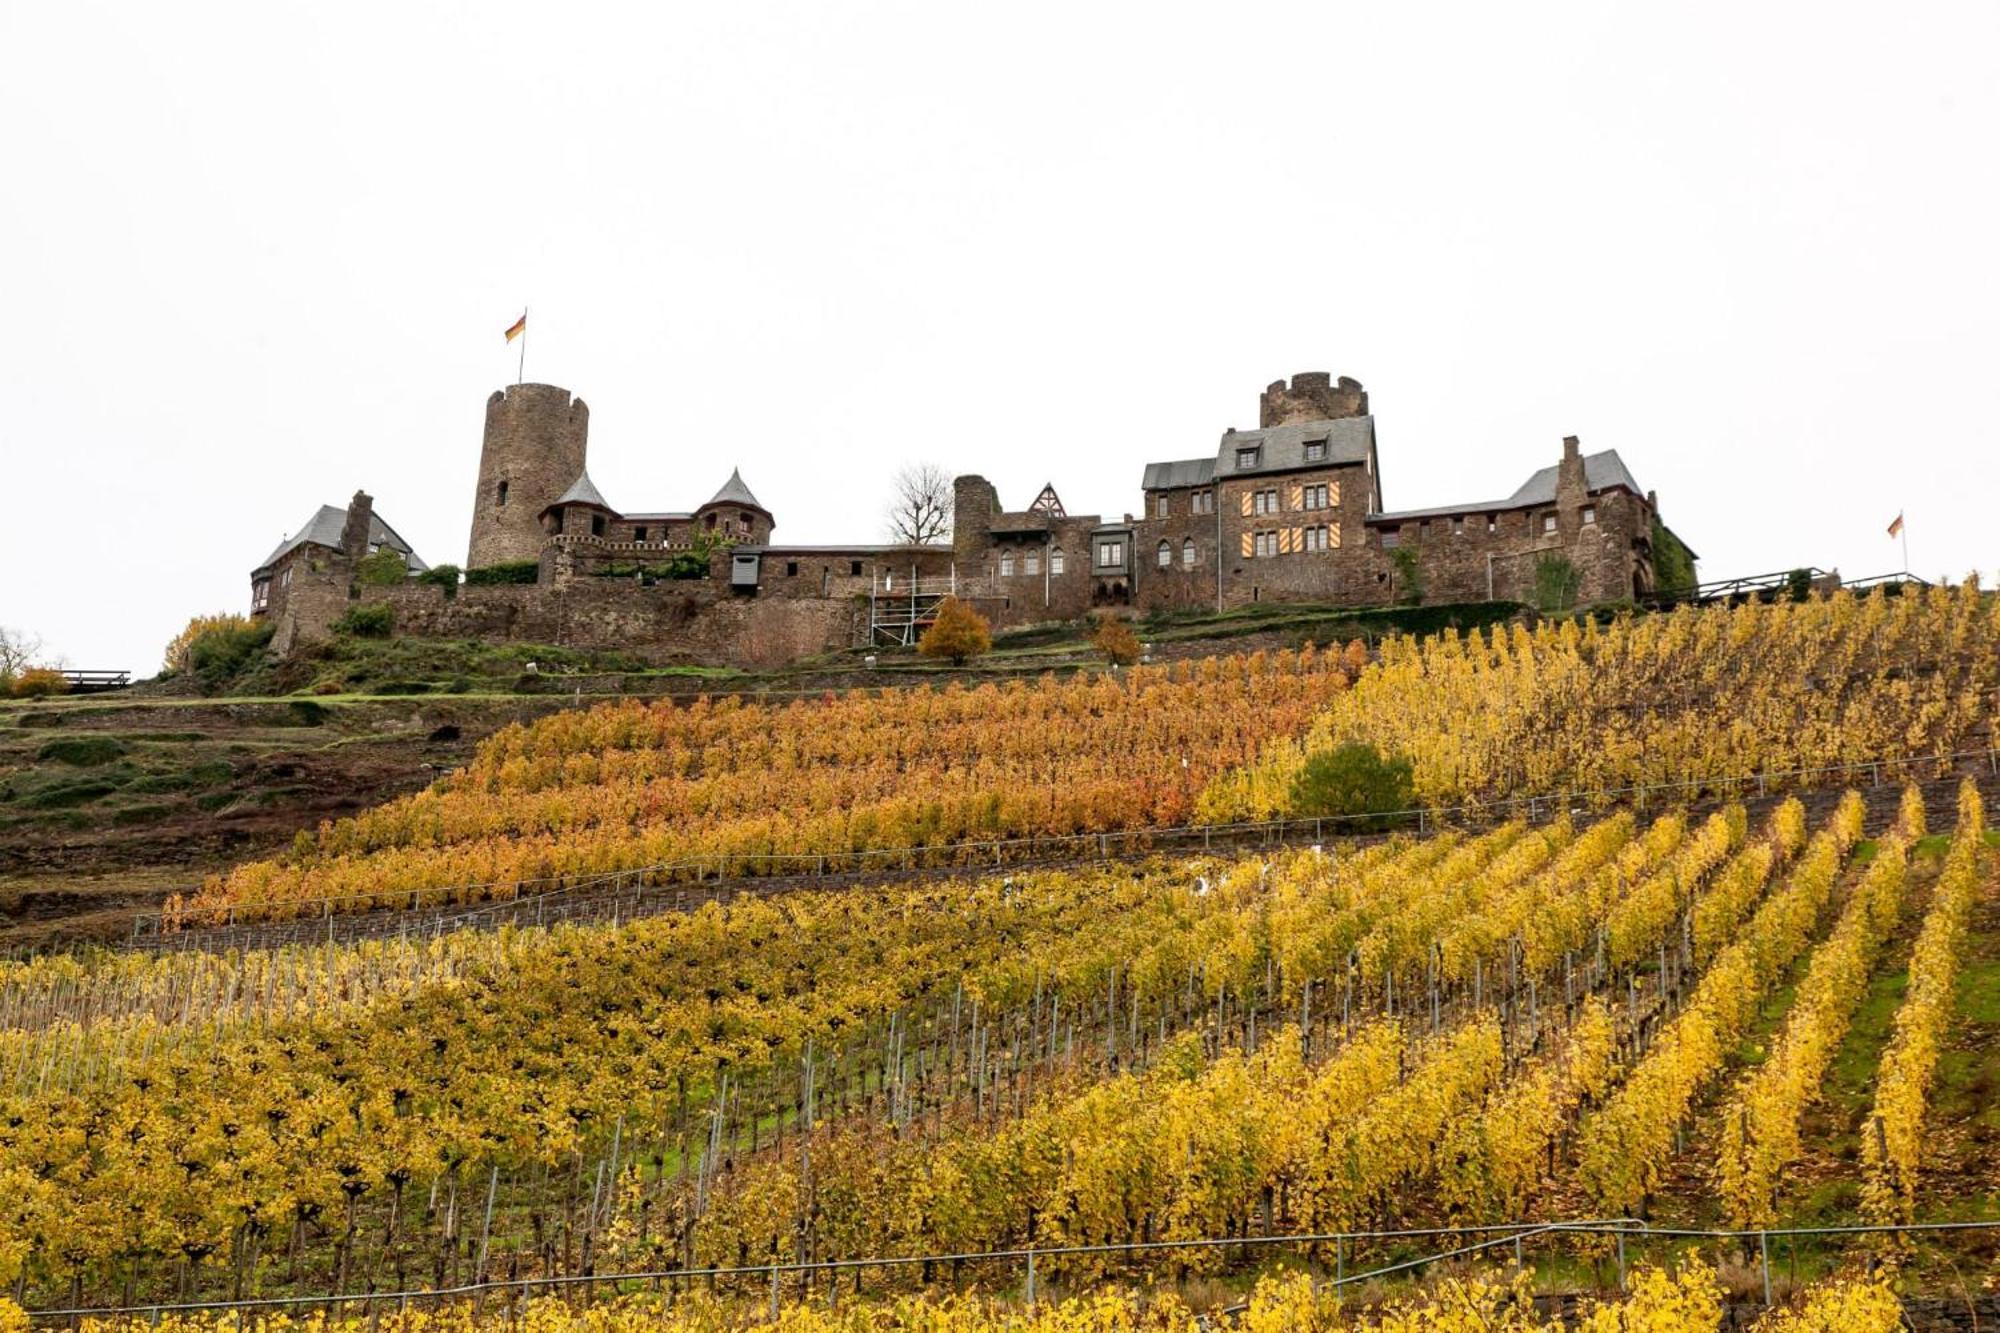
(0, 626), (44, 679)
(885, 463), (953, 547)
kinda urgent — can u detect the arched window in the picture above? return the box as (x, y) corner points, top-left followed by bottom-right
(1025, 548), (1041, 575)
(1182, 538), (1197, 568)
(1157, 540), (1172, 568)
(1000, 550), (1015, 577)
(1050, 548), (1066, 575)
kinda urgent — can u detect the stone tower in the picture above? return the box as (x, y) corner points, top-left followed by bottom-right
(467, 384), (590, 568)
(1259, 372), (1368, 428)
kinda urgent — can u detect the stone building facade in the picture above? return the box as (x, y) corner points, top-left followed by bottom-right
(249, 372), (1689, 665)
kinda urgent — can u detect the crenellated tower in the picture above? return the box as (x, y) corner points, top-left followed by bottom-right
(467, 384), (589, 568)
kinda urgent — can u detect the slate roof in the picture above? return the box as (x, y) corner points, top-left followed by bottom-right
(1371, 449), (1645, 524)
(1142, 416), (1376, 490)
(253, 506), (426, 576)
(549, 471), (614, 511)
(704, 468), (767, 512)
(1505, 449), (1643, 506)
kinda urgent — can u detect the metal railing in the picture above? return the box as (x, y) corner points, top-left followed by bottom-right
(23, 1217), (2000, 1323)
(123, 744), (2000, 950)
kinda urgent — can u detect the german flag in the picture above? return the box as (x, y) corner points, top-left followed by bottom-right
(1886, 512), (1904, 538)
(504, 312), (527, 343)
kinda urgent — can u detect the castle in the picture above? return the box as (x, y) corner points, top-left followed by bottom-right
(249, 373), (1689, 666)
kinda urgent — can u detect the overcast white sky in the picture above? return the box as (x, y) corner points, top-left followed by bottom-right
(3, 2), (1996, 669)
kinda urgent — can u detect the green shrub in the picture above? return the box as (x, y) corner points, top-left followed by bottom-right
(188, 620), (275, 689)
(1533, 554), (1581, 613)
(1651, 519), (1697, 601)
(1287, 742), (1415, 831)
(36, 737), (126, 767)
(280, 700), (328, 727)
(463, 561), (541, 586)
(355, 548), (411, 586)
(1785, 568), (1814, 603)
(445, 676), (473, 694)
(1390, 547), (1425, 606)
(371, 680), (432, 696)
(418, 564), (462, 599)
(23, 779), (118, 809)
(333, 603), (394, 638)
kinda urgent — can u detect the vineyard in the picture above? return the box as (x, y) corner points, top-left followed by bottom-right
(1200, 582), (2000, 819)
(3, 778), (1996, 1324)
(173, 586), (1999, 928)
(6, 593), (2000, 1329)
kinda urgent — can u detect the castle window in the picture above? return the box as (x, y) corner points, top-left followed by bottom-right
(1025, 548), (1041, 575)
(1380, 527), (1401, 550)
(1542, 513), (1558, 535)
(850, 560), (863, 576)
(1581, 505), (1597, 525)
(1304, 439), (1326, 462)
(252, 580), (269, 610)
(591, 513), (606, 537)
(1050, 549), (1066, 575)
(1182, 538), (1197, 568)
(634, 526), (649, 543)
(1254, 530), (1279, 558)
(1451, 517), (1464, 536)
(1097, 540), (1124, 568)
(1000, 551), (1016, 577)
(280, 566), (292, 588)
(1487, 514), (1498, 534)
(1303, 525), (1333, 552)
(1192, 491), (1215, 515)
(1235, 446), (1261, 470)
(1253, 489), (1280, 515)
(497, 480), (509, 507)
(786, 560), (799, 576)
(1302, 484), (1330, 510)
(1157, 540), (1172, 568)
(1155, 495), (1170, 518)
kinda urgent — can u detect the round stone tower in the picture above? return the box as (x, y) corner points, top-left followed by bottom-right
(467, 384), (590, 569)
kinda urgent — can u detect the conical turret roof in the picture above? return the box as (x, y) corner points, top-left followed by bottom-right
(550, 470), (614, 511)
(703, 468), (766, 512)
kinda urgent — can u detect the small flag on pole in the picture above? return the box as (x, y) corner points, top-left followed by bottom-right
(1886, 512), (1904, 538)
(504, 312), (527, 343)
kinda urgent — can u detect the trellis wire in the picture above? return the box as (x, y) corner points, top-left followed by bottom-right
(25, 1217), (2000, 1323)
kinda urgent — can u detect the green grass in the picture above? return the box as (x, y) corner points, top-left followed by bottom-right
(35, 736), (127, 766)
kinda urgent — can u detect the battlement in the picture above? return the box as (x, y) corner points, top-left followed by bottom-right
(1259, 372), (1368, 428)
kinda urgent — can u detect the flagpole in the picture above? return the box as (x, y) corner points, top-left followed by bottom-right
(517, 307), (527, 387)
(1901, 516), (1909, 575)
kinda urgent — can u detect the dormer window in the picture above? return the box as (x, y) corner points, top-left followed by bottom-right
(1304, 439), (1326, 462)
(1235, 446), (1261, 470)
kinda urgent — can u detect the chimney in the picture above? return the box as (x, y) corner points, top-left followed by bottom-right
(340, 490), (375, 563)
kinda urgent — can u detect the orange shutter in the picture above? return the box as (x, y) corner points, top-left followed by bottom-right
(1240, 531), (1254, 558)
(1239, 491), (1253, 518)
(1288, 483), (1303, 511)
(1329, 522), (1341, 549)
(1329, 480), (1342, 508)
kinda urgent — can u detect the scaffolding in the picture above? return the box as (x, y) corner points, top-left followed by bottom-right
(866, 568), (960, 647)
